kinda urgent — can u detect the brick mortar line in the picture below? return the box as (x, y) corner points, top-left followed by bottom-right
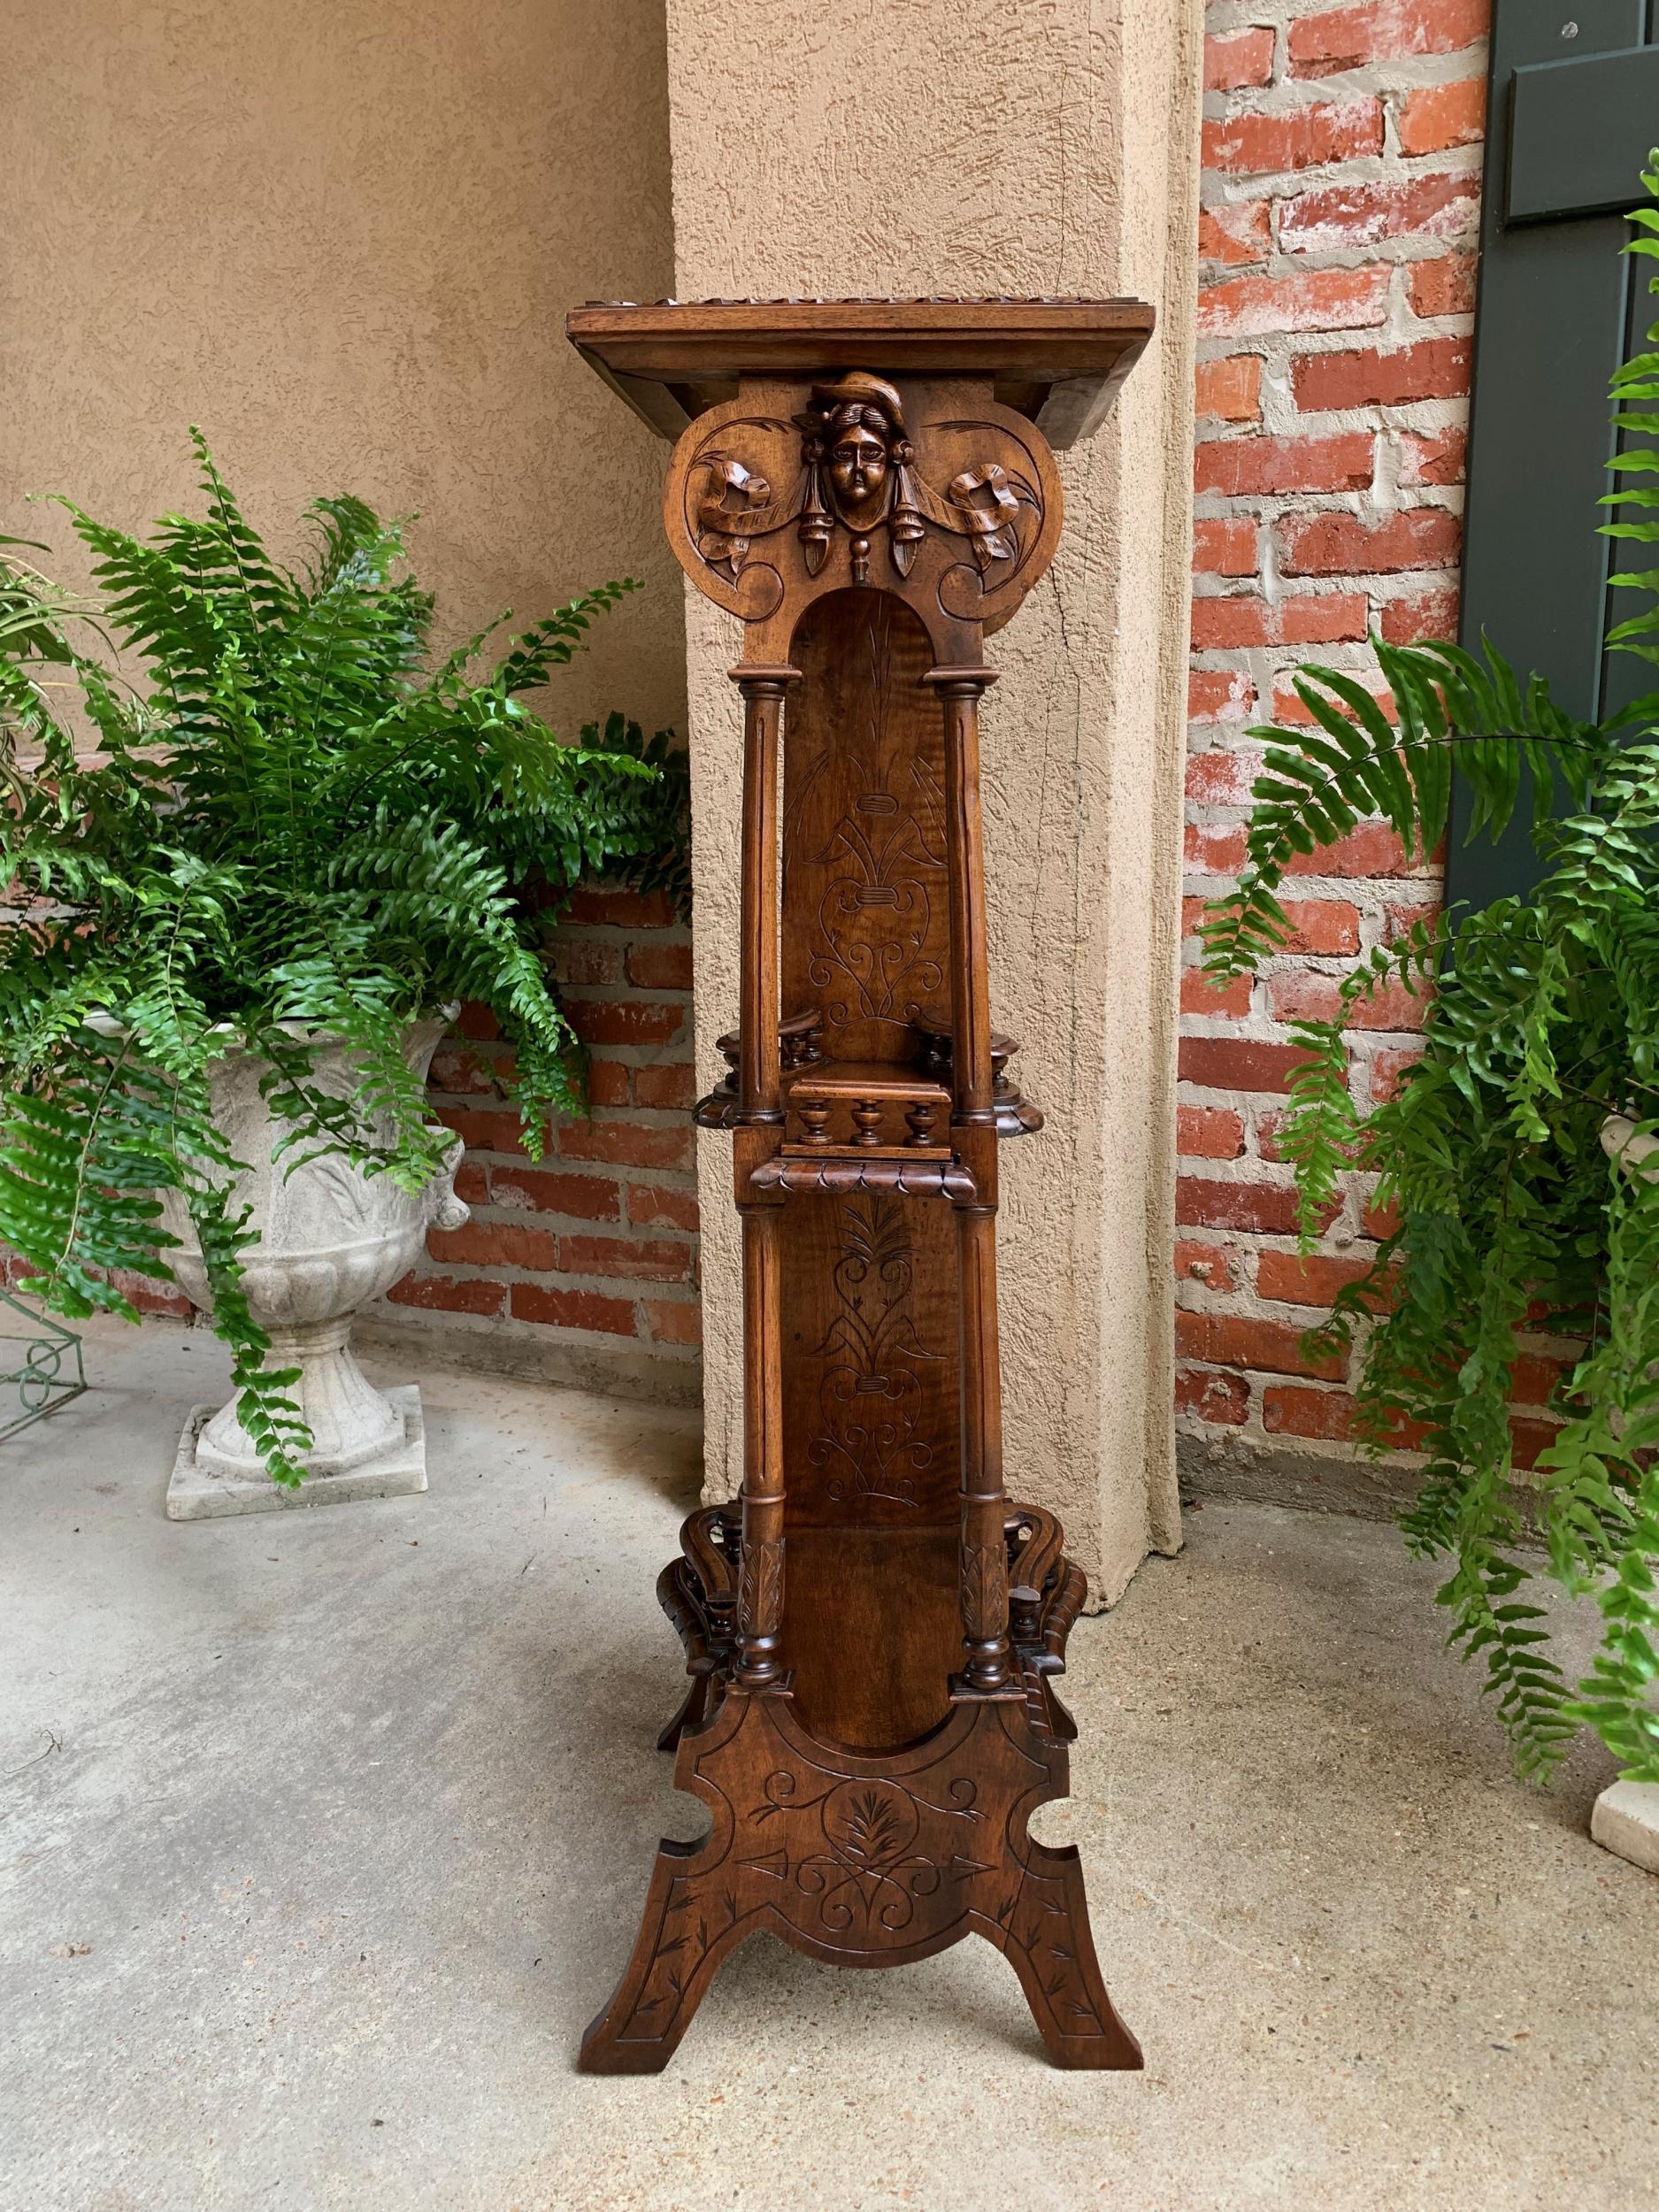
(557, 979), (693, 999)
(549, 918), (692, 933)
(388, 1301), (703, 1354)
(439, 1043), (695, 1064)
(1196, 395), (1469, 430)
(399, 1270), (701, 1309)
(465, 1168), (701, 1187)
(1201, 144), (1485, 190)
(434, 1109), (695, 1132)
(1205, 0), (1487, 40)
(404, 1254), (699, 1283)
(449, 1206), (697, 1240)
(1191, 485), (1464, 516)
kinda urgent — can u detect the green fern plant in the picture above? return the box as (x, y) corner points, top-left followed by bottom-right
(1202, 159), (1659, 1785)
(0, 434), (687, 1486)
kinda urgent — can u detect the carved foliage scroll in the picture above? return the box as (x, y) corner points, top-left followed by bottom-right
(960, 1543), (1010, 1647)
(739, 1535), (785, 1641)
(663, 376), (1062, 638)
(806, 1198), (942, 1510)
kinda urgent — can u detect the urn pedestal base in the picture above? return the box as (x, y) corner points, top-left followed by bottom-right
(166, 1384), (426, 1520)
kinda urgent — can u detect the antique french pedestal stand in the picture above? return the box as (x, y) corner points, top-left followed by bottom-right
(567, 300), (1152, 2071)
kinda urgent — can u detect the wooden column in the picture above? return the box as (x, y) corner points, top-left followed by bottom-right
(730, 665), (794, 1686)
(933, 668), (999, 1126)
(733, 1192), (786, 1685)
(931, 666), (1010, 1693)
(732, 667), (794, 1127)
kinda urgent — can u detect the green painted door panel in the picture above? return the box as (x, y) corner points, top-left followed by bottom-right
(1449, 0), (1655, 912)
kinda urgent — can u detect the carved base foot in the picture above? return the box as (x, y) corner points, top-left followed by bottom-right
(580, 1686), (1141, 2074)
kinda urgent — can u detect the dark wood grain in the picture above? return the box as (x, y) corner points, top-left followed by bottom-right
(782, 594), (949, 1065)
(734, 1196), (786, 1688)
(572, 309), (1144, 2073)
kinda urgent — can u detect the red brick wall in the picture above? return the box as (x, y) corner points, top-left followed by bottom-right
(373, 882), (701, 1403)
(1179, 0), (1486, 1466)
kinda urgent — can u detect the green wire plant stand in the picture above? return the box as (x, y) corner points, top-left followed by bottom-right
(0, 1291), (86, 1442)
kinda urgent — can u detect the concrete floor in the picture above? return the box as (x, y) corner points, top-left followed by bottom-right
(1, 1319), (1653, 2212)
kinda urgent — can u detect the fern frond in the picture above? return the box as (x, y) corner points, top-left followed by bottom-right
(0, 437), (687, 1488)
(1201, 636), (1608, 982)
(1205, 157), (1659, 1782)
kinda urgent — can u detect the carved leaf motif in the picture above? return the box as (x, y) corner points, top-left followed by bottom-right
(301, 1152), (380, 1234)
(740, 1537), (785, 1638)
(822, 1781), (920, 1872)
(789, 600), (948, 1039)
(807, 1198), (941, 1509)
(961, 1544), (1009, 1641)
(808, 800), (944, 1029)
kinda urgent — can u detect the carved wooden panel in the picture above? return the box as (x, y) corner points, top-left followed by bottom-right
(783, 591), (948, 1061)
(779, 1184), (960, 1747)
(661, 373), (1064, 660)
(781, 1192), (957, 1509)
(580, 1687), (1142, 2074)
(773, 582), (966, 1745)
(789, 1194), (957, 1525)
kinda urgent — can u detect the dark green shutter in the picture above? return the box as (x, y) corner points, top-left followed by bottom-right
(1449, 0), (1659, 910)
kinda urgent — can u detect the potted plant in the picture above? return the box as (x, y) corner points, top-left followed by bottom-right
(1202, 165), (1659, 1839)
(0, 434), (686, 1513)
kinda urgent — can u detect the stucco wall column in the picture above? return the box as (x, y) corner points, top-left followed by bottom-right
(665, 0), (1202, 1600)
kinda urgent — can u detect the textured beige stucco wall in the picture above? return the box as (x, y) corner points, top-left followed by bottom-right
(2, 0), (683, 738)
(667, 0), (1201, 1598)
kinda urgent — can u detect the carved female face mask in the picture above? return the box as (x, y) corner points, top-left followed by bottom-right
(826, 414), (892, 531)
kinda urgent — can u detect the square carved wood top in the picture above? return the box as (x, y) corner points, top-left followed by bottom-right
(565, 297), (1156, 449)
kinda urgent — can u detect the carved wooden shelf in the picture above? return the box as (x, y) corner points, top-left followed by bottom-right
(569, 298), (1147, 2075)
(698, 1022), (1041, 1141)
(786, 1061), (949, 1100)
(568, 297), (1155, 449)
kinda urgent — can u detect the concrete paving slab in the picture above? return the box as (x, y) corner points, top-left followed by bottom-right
(0, 1315), (1652, 2212)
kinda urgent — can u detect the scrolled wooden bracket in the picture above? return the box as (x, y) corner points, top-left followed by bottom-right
(915, 1018), (1045, 1138)
(659, 389), (1064, 655)
(695, 1011), (823, 1131)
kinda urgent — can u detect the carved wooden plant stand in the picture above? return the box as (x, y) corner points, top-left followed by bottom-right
(566, 301), (1152, 2072)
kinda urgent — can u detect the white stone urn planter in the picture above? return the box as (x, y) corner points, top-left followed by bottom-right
(1589, 1113), (1659, 1873)
(103, 1012), (469, 1519)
